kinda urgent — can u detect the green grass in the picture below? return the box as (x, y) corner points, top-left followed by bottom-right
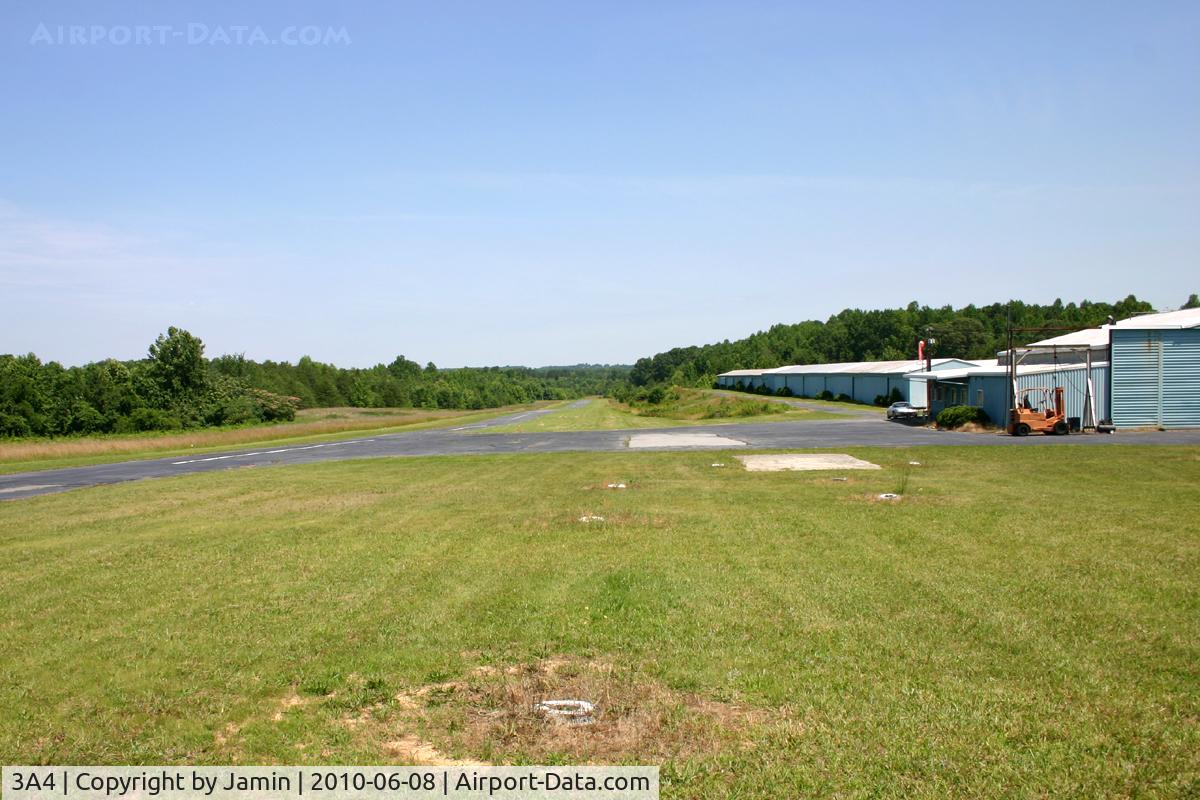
(0, 403), (553, 476)
(484, 396), (839, 433)
(1, 446), (1197, 797)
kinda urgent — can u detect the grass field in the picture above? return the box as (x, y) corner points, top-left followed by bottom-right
(483, 395), (839, 433)
(1, 446), (1197, 797)
(0, 403), (557, 475)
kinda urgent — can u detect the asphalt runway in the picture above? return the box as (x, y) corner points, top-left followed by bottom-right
(2, 406), (1198, 501)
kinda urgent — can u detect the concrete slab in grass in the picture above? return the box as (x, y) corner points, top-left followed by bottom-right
(736, 454), (881, 472)
(627, 432), (747, 449)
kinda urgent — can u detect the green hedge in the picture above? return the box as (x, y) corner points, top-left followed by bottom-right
(936, 405), (991, 429)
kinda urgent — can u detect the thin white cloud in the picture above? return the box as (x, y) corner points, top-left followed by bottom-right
(0, 202), (257, 298)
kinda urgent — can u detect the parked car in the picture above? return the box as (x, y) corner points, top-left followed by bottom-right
(887, 401), (921, 420)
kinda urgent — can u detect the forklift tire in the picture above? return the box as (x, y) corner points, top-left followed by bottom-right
(1014, 423), (1030, 436)
(1053, 421), (1069, 436)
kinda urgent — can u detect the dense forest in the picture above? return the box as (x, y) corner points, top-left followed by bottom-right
(628, 295), (1193, 387)
(0, 327), (628, 438)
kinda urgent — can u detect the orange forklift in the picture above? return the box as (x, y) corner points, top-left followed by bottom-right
(1008, 386), (1069, 436)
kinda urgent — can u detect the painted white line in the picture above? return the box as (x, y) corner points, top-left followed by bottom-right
(172, 438), (377, 465)
(0, 484), (62, 494)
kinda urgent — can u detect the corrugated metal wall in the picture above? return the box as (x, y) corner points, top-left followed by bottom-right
(970, 365), (1109, 427)
(734, 370), (924, 405)
(1162, 331), (1200, 427)
(1112, 329), (1200, 428)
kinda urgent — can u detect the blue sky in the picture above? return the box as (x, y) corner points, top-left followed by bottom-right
(2, 1), (1197, 367)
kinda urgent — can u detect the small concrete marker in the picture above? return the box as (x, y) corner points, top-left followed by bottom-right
(736, 454), (882, 472)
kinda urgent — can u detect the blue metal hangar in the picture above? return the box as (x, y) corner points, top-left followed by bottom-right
(717, 359), (979, 406)
(1109, 308), (1200, 429)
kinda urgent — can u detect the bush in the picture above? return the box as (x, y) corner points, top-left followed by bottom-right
(249, 389), (299, 422)
(0, 412), (32, 438)
(775, 386), (794, 397)
(936, 405), (992, 429)
(874, 394), (889, 407)
(835, 393), (853, 403)
(889, 387), (905, 404)
(67, 400), (106, 434)
(817, 390), (834, 401)
(127, 407), (182, 432)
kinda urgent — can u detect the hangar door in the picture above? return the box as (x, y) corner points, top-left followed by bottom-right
(1111, 329), (1200, 428)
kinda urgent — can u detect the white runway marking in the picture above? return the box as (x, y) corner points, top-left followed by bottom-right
(172, 439), (370, 465)
(0, 484), (62, 494)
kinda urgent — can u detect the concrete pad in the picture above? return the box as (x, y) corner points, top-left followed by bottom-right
(735, 454), (881, 472)
(627, 432), (746, 449)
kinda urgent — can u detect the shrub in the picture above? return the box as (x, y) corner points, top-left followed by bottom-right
(775, 386), (794, 397)
(249, 389), (299, 422)
(0, 412), (32, 438)
(835, 393), (853, 403)
(817, 390), (834, 401)
(889, 387), (905, 403)
(127, 407), (182, 432)
(936, 405), (991, 429)
(874, 394), (889, 407)
(67, 400), (106, 434)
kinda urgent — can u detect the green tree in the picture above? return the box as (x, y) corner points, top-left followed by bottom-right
(148, 327), (207, 403)
(1183, 294), (1200, 309)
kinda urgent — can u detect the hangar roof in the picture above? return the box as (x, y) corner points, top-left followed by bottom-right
(1111, 307), (1200, 330)
(911, 361), (1109, 381)
(764, 358), (979, 376)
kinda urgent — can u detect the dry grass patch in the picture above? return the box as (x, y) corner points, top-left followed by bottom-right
(0, 411), (454, 464)
(372, 656), (766, 765)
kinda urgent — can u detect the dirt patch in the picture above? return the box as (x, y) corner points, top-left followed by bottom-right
(214, 721), (241, 747)
(377, 655), (766, 764)
(939, 422), (998, 434)
(272, 687), (318, 722)
(382, 736), (486, 766)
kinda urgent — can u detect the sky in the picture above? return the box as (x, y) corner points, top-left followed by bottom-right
(1, 1), (1198, 368)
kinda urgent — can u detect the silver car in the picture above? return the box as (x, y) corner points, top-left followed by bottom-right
(887, 401), (920, 420)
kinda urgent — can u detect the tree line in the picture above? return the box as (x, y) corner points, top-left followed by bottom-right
(0, 327), (629, 438)
(628, 295), (1185, 387)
